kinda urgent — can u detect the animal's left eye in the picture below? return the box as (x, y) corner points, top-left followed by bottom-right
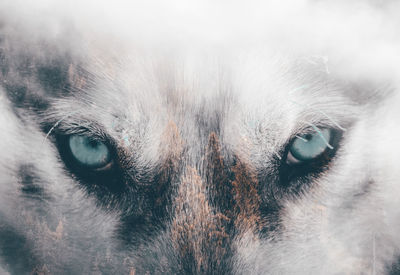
(68, 135), (111, 169)
(286, 128), (333, 165)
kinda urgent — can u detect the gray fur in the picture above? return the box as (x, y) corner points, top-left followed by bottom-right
(1, 1), (400, 274)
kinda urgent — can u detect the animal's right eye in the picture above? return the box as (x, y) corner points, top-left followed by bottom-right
(278, 127), (343, 186)
(286, 128), (332, 165)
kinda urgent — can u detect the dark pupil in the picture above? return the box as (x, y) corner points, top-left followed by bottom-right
(87, 139), (100, 148)
(304, 134), (312, 141)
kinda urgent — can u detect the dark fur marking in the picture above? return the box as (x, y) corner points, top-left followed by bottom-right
(36, 62), (70, 93)
(18, 164), (49, 201)
(171, 167), (232, 274)
(117, 121), (182, 245)
(170, 132), (266, 274)
(0, 34), (89, 114)
(340, 179), (374, 211)
(2, 56), (71, 110)
(205, 133), (234, 218)
(0, 223), (40, 275)
(205, 133), (265, 234)
(231, 159), (262, 232)
(388, 257), (400, 275)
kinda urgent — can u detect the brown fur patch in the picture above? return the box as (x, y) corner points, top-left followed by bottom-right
(205, 132), (233, 214)
(171, 167), (229, 273)
(154, 120), (183, 208)
(167, 131), (262, 271)
(206, 132), (261, 234)
(231, 160), (262, 233)
(161, 120), (184, 163)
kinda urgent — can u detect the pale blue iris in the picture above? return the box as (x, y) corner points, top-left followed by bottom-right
(290, 129), (331, 161)
(69, 135), (110, 168)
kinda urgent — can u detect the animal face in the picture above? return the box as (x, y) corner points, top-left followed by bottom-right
(1, 1), (400, 274)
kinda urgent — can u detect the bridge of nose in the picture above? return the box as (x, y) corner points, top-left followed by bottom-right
(162, 123), (261, 274)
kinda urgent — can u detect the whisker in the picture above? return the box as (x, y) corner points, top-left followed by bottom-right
(42, 110), (81, 144)
(274, 151), (282, 160)
(295, 135), (308, 142)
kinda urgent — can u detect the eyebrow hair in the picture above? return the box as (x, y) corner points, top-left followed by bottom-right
(41, 114), (111, 142)
(288, 99), (347, 131)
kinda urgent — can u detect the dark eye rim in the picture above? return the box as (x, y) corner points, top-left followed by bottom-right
(279, 127), (343, 185)
(54, 132), (126, 192)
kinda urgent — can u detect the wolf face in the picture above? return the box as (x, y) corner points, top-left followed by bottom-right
(1, 1), (400, 274)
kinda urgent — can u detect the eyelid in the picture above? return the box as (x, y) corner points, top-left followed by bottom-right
(52, 122), (118, 157)
(286, 150), (302, 165)
(293, 123), (338, 142)
(49, 121), (111, 143)
(43, 115), (106, 136)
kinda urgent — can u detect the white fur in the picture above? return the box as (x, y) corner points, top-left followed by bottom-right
(1, 1), (400, 274)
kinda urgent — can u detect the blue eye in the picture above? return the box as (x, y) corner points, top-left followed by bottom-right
(288, 128), (332, 163)
(68, 135), (111, 168)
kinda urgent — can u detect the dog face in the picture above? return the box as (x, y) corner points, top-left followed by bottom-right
(1, 1), (400, 274)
